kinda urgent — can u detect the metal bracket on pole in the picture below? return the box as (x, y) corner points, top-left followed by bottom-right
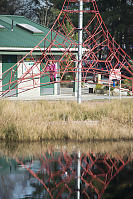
(77, 0), (83, 104)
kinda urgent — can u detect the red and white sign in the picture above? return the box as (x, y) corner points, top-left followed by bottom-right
(110, 69), (121, 81)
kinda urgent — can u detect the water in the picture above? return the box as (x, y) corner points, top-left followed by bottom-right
(0, 141), (133, 199)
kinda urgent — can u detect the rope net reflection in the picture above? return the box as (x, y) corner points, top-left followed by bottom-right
(16, 151), (131, 199)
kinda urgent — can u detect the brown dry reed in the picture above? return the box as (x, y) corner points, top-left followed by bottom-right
(0, 99), (132, 142)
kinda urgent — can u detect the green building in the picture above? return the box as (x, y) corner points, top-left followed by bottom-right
(0, 15), (78, 98)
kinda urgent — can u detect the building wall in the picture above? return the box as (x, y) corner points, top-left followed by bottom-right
(0, 54), (60, 98)
(1, 55), (18, 97)
(17, 55), (40, 98)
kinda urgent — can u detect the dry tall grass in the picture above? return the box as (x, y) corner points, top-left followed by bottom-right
(0, 99), (132, 141)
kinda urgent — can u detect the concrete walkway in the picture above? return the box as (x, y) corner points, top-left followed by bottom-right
(8, 94), (133, 101)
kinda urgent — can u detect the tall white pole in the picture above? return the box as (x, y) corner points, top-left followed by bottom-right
(77, 0), (83, 104)
(109, 78), (111, 101)
(120, 79), (121, 99)
(77, 151), (81, 199)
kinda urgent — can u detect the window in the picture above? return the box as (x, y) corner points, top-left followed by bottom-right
(23, 57), (40, 75)
(16, 24), (44, 34)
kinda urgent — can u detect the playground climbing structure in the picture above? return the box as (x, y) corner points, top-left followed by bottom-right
(0, 0), (133, 98)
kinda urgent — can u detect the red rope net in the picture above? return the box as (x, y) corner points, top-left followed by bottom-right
(16, 151), (132, 198)
(0, 0), (133, 97)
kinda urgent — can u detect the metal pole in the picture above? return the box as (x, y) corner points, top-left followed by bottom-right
(77, 0), (83, 104)
(120, 79), (121, 99)
(54, 62), (60, 95)
(77, 151), (81, 199)
(109, 79), (111, 101)
(132, 79), (133, 96)
(75, 55), (78, 97)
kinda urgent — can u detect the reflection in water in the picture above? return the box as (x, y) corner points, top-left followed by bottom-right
(15, 151), (132, 199)
(0, 142), (132, 199)
(0, 169), (34, 199)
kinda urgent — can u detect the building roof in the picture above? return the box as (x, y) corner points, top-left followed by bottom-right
(0, 15), (76, 54)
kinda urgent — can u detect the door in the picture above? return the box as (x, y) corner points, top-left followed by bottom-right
(40, 61), (54, 95)
(2, 55), (18, 97)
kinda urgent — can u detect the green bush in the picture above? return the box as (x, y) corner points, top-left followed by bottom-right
(95, 84), (103, 90)
(95, 84), (104, 94)
(122, 79), (132, 90)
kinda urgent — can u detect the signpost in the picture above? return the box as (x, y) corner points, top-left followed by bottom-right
(109, 69), (121, 81)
